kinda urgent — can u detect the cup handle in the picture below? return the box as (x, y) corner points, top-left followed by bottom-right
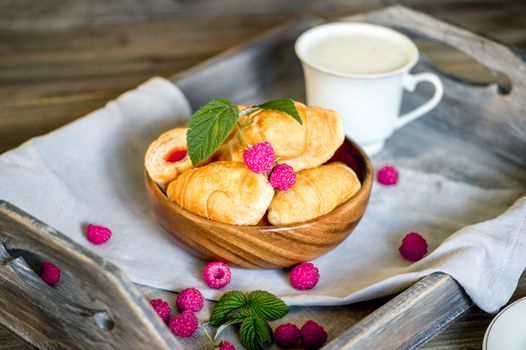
(395, 72), (444, 129)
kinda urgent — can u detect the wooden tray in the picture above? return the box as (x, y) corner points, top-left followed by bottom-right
(1, 5), (525, 350)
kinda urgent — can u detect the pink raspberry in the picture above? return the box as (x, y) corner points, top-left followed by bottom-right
(269, 164), (296, 191)
(150, 299), (171, 323)
(377, 165), (399, 186)
(274, 323), (301, 348)
(86, 224), (112, 245)
(243, 142), (275, 173)
(290, 262), (319, 290)
(169, 311), (199, 337)
(202, 261), (232, 289)
(399, 232), (428, 261)
(176, 288), (204, 312)
(40, 262), (61, 287)
(217, 341), (236, 350)
(301, 320), (328, 350)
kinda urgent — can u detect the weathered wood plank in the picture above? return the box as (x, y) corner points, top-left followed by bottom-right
(422, 269), (526, 349)
(0, 327), (33, 350)
(0, 0), (523, 30)
(1, 2), (526, 350)
(1, 2), (526, 154)
(0, 201), (181, 350)
(325, 274), (472, 350)
(0, 0), (526, 152)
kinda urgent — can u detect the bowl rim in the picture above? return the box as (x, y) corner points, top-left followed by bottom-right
(146, 137), (373, 230)
(482, 296), (526, 350)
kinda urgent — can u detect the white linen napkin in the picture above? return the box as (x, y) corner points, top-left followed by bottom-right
(0, 77), (525, 313)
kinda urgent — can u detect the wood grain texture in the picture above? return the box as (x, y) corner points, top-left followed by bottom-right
(0, 327), (32, 350)
(0, 201), (181, 350)
(422, 269), (526, 350)
(1, 1), (526, 349)
(325, 273), (472, 350)
(1, 1), (526, 154)
(146, 138), (373, 269)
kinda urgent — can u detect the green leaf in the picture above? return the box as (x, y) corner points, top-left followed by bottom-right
(257, 99), (302, 125)
(186, 99), (240, 165)
(209, 291), (247, 327)
(213, 318), (242, 343)
(247, 290), (289, 321)
(239, 317), (273, 350)
(226, 308), (252, 322)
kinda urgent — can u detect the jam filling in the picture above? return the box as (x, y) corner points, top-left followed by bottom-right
(165, 148), (188, 163)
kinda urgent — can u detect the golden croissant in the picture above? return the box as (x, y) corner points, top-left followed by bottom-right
(167, 161), (274, 225)
(218, 102), (344, 171)
(145, 128), (193, 188)
(268, 162), (361, 225)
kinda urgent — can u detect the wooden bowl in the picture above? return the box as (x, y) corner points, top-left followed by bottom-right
(145, 138), (373, 269)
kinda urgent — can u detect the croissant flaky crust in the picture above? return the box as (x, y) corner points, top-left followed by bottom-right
(167, 161), (274, 225)
(145, 128), (193, 188)
(268, 162), (361, 225)
(218, 102), (344, 171)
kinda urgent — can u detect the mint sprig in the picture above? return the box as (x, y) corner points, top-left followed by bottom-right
(247, 290), (288, 321)
(240, 317), (273, 350)
(186, 99), (239, 166)
(186, 99), (301, 165)
(209, 291), (247, 326)
(208, 290), (289, 350)
(257, 99), (302, 125)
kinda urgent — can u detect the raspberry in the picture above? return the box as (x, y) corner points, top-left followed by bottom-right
(169, 311), (199, 337)
(269, 164), (296, 191)
(202, 261), (232, 289)
(150, 299), (171, 323)
(301, 320), (328, 350)
(243, 142), (275, 173)
(86, 224), (112, 245)
(40, 262), (61, 287)
(176, 288), (204, 312)
(217, 341), (236, 350)
(377, 165), (399, 186)
(274, 323), (301, 348)
(290, 262), (319, 290)
(399, 232), (428, 261)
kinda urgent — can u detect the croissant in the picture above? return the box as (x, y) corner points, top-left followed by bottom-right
(218, 102), (344, 171)
(167, 161), (274, 225)
(145, 128), (193, 188)
(268, 162), (361, 225)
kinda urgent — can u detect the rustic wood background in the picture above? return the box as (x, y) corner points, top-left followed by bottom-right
(1, 0), (526, 349)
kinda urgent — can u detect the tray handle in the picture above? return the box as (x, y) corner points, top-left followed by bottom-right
(347, 5), (526, 165)
(0, 242), (115, 327)
(0, 201), (182, 350)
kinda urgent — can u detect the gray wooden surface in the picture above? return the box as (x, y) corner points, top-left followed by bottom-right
(0, 201), (182, 350)
(1, 1), (526, 349)
(1, 1), (526, 153)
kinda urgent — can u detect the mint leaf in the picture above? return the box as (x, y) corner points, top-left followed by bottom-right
(187, 99), (239, 165)
(247, 290), (289, 321)
(226, 308), (252, 322)
(257, 99), (302, 125)
(213, 318), (243, 343)
(209, 291), (247, 326)
(239, 317), (273, 350)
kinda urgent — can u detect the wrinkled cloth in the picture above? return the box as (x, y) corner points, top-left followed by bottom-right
(1, 77), (525, 313)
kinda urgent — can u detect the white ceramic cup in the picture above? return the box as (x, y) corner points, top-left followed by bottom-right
(295, 22), (444, 155)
